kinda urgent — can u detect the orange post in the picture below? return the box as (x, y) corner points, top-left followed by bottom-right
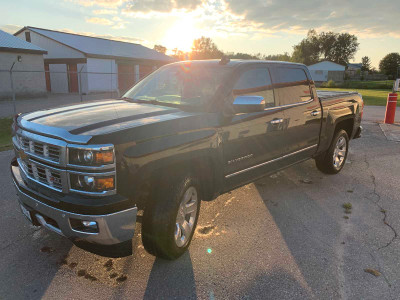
(384, 93), (398, 124)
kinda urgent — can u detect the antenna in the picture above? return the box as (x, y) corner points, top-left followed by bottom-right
(219, 55), (230, 65)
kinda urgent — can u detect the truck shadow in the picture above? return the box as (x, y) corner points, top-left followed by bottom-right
(0, 228), (73, 300)
(143, 251), (197, 299)
(252, 161), (346, 298)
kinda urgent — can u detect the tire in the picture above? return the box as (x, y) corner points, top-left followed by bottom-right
(141, 171), (201, 260)
(315, 129), (349, 174)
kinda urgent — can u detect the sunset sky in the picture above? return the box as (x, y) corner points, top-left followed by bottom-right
(1, 0), (399, 68)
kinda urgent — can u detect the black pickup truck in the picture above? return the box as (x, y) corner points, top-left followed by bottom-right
(11, 59), (363, 259)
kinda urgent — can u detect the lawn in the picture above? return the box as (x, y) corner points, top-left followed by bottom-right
(318, 88), (398, 106)
(331, 80), (394, 90)
(0, 118), (13, 151)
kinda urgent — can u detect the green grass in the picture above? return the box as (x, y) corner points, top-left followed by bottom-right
(321, 80), (394, 90)
(319, 88), (399, 106)
(0, 118), (13, 151)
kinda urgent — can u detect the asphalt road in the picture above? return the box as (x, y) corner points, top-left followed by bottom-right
(1, 120), (400, 299)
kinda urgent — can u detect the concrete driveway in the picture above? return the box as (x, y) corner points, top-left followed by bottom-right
(1, 119), (400, 299)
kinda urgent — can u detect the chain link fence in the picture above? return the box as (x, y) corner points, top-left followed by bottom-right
(0, 69), (151, 118)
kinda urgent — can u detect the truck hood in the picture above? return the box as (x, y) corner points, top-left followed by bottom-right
(19, 99), (192, 144)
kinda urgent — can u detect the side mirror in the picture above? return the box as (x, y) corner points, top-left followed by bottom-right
(232, 96), (265, 113)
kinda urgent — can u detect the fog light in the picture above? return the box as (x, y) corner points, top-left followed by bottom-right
(70, 218), (98, 233)
(82, 220), (97, 227)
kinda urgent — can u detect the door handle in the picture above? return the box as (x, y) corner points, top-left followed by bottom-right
(310, 110), (320, 117)
(270, 118), (283, 124)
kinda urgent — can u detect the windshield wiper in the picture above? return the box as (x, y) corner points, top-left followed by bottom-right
(129, 98), (179, 108)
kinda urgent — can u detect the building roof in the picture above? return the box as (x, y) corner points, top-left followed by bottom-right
(347, 63), (362, 68)
(308, 60), (345, 68)
(15, 26), (173, 62)
(0, 29), (47, 54)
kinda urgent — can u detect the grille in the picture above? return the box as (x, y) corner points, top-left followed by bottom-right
(19, 135), (61, 162)
(22, 160), (63, 191)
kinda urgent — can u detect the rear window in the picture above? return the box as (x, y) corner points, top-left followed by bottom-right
(274, 67), (312, 105)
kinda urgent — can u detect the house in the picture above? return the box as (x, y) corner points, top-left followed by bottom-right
(14, 26), (174, 94)
(0, 29), (47, 99)
(308, 61), (345, 83)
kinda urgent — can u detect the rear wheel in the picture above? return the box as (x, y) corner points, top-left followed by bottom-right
(315, 129), (349, 174)
(141, 171), (201, 260)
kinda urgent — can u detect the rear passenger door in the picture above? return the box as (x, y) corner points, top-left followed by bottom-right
(271, 66), (321, 162)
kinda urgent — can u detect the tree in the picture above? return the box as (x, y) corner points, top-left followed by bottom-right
(191, 37), (223, 60)
(264, 52), (292, 62)
(361, 56), (371, 72)
(153, 44), (167, 54)
(171, 48), (187, 61)
(227, 52), (260, 60)
(292, 29), (359, 65)
(379, 53), (400, 78)
(292, 29), (321, 65)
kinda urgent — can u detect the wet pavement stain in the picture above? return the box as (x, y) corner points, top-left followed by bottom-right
(40, 246), (55, 253)
(116, 275), (127, 283)
(104, 259), (113, 271)
(197, 225), (216, 235)
(69, 262), (77, 269)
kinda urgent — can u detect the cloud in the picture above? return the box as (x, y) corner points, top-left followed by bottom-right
(69, 0), (127, 8)
(72, 0), (400, 39)
(85, 17), (114, 25)
(0, 24), (23, 34)
(60, 28), (146, 43)
(224, 0), (400, 38)
(123, 0), (203, 14)
(93, 9), (118, 14)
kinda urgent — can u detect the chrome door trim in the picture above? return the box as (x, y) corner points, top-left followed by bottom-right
(225, 144), (318, 178)
(263, 98), (314, 112)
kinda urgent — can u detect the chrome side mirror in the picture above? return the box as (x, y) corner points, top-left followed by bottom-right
(232, 96), (265, 113)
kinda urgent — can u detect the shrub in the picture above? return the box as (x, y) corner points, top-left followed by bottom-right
(326, 80), (336, 88)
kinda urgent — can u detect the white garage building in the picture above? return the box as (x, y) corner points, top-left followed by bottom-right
(14, 26), (174, 94)
(0, 29), (47, 99)
(308, 61), (345, 83)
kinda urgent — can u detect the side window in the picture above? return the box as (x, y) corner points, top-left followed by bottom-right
(233, 68), (275, 107)
(274, 67), (312, 105)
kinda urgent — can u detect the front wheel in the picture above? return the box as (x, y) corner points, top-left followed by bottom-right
(315, 129), (349, 174)
(141, 172), (201, 260)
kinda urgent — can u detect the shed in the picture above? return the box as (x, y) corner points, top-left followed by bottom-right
(14, 26), (174, 94)
(308, 61), (345, 82)
(0, 29), (47, 99)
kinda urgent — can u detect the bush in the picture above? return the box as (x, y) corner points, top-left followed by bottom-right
(322, 80), (336, 88)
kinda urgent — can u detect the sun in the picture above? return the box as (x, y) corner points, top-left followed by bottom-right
(162, 17), (201, 53)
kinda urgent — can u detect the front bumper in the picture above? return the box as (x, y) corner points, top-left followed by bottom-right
(11, 163), (137, 246)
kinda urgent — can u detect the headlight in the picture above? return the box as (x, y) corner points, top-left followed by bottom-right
(68, 145), (114, 166)
(70, 174), (115, 193)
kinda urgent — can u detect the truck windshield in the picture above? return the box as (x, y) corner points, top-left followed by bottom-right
(123, 63), (231, 108)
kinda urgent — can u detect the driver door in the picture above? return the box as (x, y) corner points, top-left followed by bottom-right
(221, 65), (286, 190)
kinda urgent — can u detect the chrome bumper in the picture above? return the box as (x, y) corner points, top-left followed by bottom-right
(12, 164), (137, 246)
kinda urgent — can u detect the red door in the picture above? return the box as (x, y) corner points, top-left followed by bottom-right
(67, 64), (79, 93)
(118, 64), (135, 94)
(44, 63), (51, 92)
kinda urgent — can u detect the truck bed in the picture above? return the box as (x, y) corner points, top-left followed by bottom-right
(317, 90), (359, 100)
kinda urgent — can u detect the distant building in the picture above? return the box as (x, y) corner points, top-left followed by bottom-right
(346, 63), (363, 78)
(347, 63), (362, 71)
(308, 61), (345, 83)
(0, 29), (47, 99)
(14, 26), (174, 94)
